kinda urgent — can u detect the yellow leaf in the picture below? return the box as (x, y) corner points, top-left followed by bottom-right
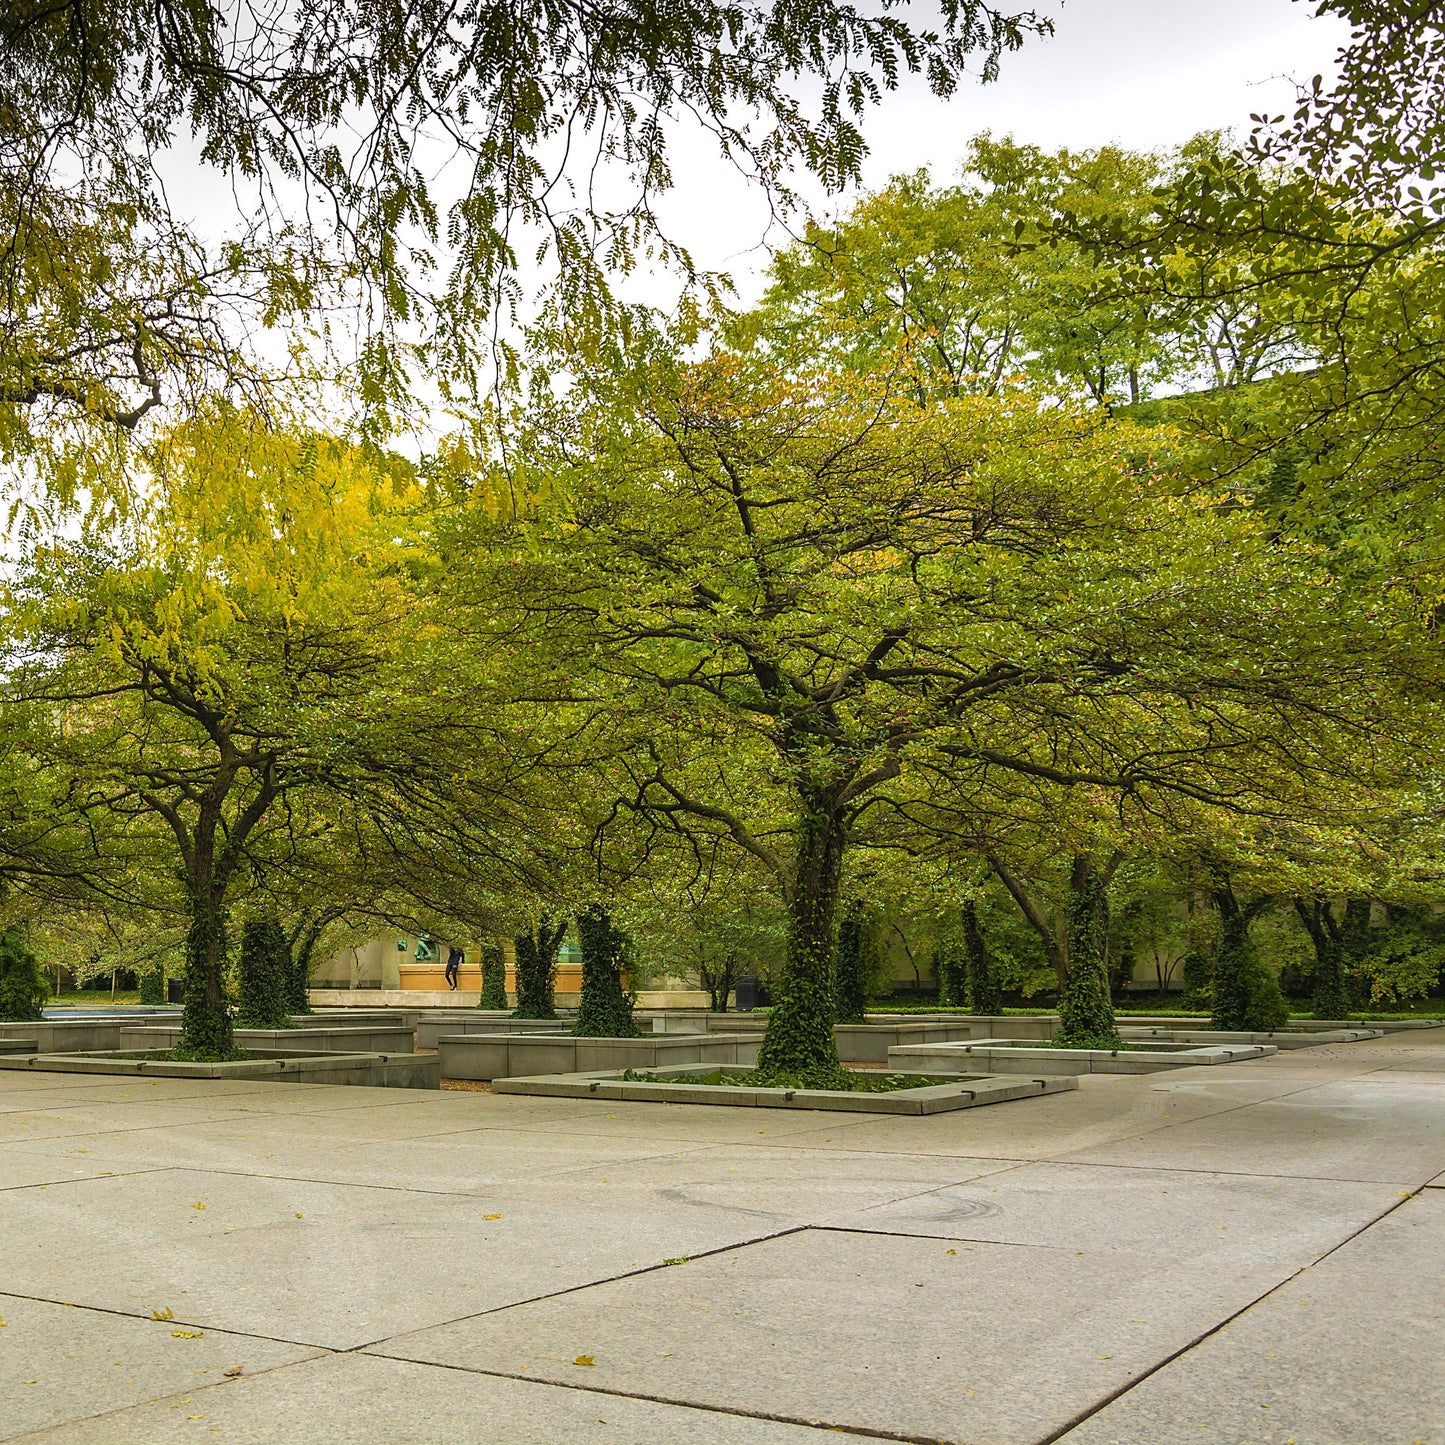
(173, 1330), (204, 1339)
(151, 1307), (175, 1321)
(191, 1202), (205, 1211)
(573, 1355), (596, 1367)
(483, 1213), (503, 1220)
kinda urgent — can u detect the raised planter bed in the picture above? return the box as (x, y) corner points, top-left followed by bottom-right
(0, 1018), (144, 1052)
(415, 1014), (572, 1049)
(437, 1031), (762, 1082)
(0, 1048), (440, 1087)
(118, 1023), (418, 1054)
(888, 1038), (1278, 1075)
(492, 1064), (1078, 1114)
(1120, 1027), (1380, 1049)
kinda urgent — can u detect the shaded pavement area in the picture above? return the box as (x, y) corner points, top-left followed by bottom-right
(1, 1031), (1441, 1443)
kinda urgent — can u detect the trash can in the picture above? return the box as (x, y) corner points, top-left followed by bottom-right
(734, 976), (760, 1012)
(166, 977), (184, 1004)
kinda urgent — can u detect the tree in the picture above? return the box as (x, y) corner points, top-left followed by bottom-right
(0, 924), (48, 1021)
(574, 905), (638, 1037)
(478, 944), (508, 1010)
(7, 413), (475, 1058)
(513, 913), (567, 1021)
(1, 0), (1050, 447)
(1293, 897), (1370, 1021)
(960, 896), (1002, 1015)
(453, 326), (1417, 1078)
(833, 898), (868, 1023)
(236, 918), (293, 1030)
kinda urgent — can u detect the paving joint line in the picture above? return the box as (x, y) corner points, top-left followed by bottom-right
(349, 1225), (813, 1351)
(370, 1355), (944, 1444)
(1030, 1186), (1426, 1444)
(3, 1350), (333, 1443)
(0, 1288), (336, 1353)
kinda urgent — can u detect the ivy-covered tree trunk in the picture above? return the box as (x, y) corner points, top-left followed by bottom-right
(1340, 897), (1371, 1011)
(757, 801), (845, 1082)
(961, 898), (1002, 1016)
(478, 943), (507, 1009)
(1211, 887), (1287, 1031)
(237, 918), (293, 1029)
(0, 925), (48, 1022)
(1294, 897), (1349, 1021)
(1054, 856), (1121, 1048)
(178, 890), (236, 1060)
(574, 906), (639, 1037)
(513, 913), (566, 1020)
(934, 942), (964, 1008)
(833, 898), (868, 1023)
(287, 917), (324, 1016)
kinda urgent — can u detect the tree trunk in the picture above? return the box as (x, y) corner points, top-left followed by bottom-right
(478, 943), (507, 1009)
(178, 888), (235, 1059)
(1210, 887), (1286, 1030)
(237, 917), (293, 1029)
(1055, 856), (1121, 1047)
(833, 898), (868, 1023)
(513, 913), (565, 1020)
(961, 898), (1002, 1016)
(574, 906), (638, 1037)
(757, 801), (846, 1080)
(1340, 897), (1371, 1011)
(1294, 898), (1349, 1022)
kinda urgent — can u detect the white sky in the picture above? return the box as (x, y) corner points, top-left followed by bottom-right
(646, 0), (1350, 306)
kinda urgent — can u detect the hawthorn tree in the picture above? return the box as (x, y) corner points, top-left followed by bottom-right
(447, 340), (1422, 1079)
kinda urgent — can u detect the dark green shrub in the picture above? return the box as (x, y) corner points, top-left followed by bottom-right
(138, 967), (166, 1005)
(0, 926), (48, 1021)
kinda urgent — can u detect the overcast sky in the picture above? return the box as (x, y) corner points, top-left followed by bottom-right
(648, 0), (1350, 304)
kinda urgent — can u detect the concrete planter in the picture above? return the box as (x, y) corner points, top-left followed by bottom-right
(437, 1031), (763, 1081)
(118, 1024), (418, 1054)
(0, 1018), (146, 1052)
(1120, 1027), (1380, 1049)
(415, 1014), (572, 1049)
(492, 1064), (1078, 1114)
(888, 1038), (1279, 1075)
(0, 1049), (440, 1088)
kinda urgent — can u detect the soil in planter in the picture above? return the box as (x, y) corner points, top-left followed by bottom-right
(619, 1067), (962, 1093)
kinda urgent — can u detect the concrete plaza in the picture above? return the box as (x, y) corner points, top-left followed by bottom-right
(1, 1031), (1441, 1443)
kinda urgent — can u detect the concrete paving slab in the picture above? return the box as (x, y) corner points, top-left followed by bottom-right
(0, 1144), (165, 1191)
(0, 1101), (259, 1146)
(829, 1161), (1400, 1266)
(1060, 1077), (1445, 1184)
(0, 1292), (319, 1441)
(0, 1163), (841, 1349)
(15, 1121), (707, 1193)
(373, 1226), (1315, 1444)
(1055, 1191), (1445, 1445)
(10, 1351), (878, 1444)
(744, 1073), (1322, 1161)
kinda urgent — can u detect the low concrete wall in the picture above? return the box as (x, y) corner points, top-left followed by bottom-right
(889, 1039), (1277, 1075)
(119, 1024), (418, 1054)
(0, 1019), (136, 1051)
(415, 1014), (572, 1049)
(0, 1049), (440, 1088)
(1120, 1027), (1380, 1049)
(438, 1031), (762, 1081)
